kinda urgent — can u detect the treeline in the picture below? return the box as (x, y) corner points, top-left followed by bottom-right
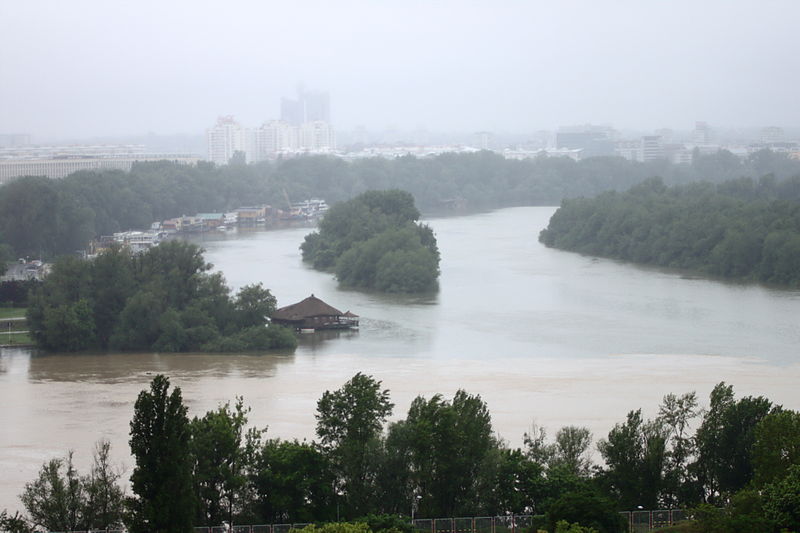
(4, 375), (799, 533)
(301, 190), (440, 292)
(2, 149), (800, 259)
(26, 241), (297, 352)
(540, 175), (800, 286)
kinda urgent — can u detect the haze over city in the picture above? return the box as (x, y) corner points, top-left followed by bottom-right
(2, 0), (800, 140)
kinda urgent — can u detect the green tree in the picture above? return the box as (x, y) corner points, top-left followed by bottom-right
(20, 452), (85, 532)
(190, 398), (250, 527)
(248, 438), (335, 524)
(82, 440), (125, 531)
(315, 373), (394, 518)
(37, 298), (97, 352)
(234, 283), (277, 328)
(597, 409), (668, 509)
(547, 487), (623, 533)
(658, 391), (700, 507)
(89, 244), (136, 348)
(0, 510), (31, 533)
(128, 375), (196, 533)
(694, 383), (774, 501)
(753, 410), (800, 486)
(397, 390), (497, 517)
(550, 426), (593, 478)
(762, 464), (800, 531)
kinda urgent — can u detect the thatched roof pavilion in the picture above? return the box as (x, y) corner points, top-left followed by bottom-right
(271, 294), (359, 330)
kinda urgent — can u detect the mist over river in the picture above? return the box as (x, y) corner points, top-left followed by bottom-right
(2, 206), (799, 512)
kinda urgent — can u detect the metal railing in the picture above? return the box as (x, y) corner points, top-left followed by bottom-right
(619, 510), (690, 532)
(35, 510), (691, 533)
(413, 515), (542, 533)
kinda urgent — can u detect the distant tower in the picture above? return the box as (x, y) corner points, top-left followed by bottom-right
(281, 88), (330, 125)
(304, 91), (330, 123)
(281, 97), (305, 126)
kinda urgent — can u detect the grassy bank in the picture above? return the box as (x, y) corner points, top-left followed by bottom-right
(0, 307), (26, 319)
(0, 331), (32, 345)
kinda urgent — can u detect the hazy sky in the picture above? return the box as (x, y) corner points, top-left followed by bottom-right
(1, 0), (799, 139)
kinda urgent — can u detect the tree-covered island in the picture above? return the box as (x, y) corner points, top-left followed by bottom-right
(301, 190), (440, 292)
(539, 175), (800, 287)
(26, 241), (297, 352)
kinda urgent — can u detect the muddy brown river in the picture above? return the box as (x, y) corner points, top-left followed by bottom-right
(2, 206), (799, 512)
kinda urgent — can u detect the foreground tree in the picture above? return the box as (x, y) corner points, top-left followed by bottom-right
(597, 409), (668, 509)
(316, 373), (394, 518)
(247, 438), (336, 523)
(81, 440), (125, 530)
(20, 452), (85, 532)
(0, 510), (30, 533)
(752, 409), (800, 486)
(658, 391), (700, 507)
(190, 398), (250, 527)
(694, 382), (774, 502)
(396, 390), (497, 517)
(17, 441), (124, 532)
(128, 375), (196, 533)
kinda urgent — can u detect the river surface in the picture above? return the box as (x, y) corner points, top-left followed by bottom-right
(2, 206), (799, 512)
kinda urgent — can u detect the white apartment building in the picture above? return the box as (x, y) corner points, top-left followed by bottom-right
(0, 154), (200, 185)
(249, 120), (299, 161)
(206, 116), (246, 165)
(207, 117), (335, 163)
(299, 121), (335, 152)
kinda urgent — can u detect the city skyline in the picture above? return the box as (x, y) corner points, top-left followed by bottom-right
(2, 1), (800, 140)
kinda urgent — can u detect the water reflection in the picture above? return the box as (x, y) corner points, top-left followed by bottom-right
(25, 350), (297, 383)
(297, 329), (360, 352)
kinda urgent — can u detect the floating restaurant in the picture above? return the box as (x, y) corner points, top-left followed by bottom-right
(270, 294), (359, 331)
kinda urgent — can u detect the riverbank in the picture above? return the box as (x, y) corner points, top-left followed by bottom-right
(0, 309), (31, 347)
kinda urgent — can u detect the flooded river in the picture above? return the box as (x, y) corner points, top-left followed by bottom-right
(2, 206), (799, 512)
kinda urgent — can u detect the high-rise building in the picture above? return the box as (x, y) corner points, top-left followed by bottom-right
(299, 121), (335, 151)
(280, 98), (305, 126)
(693, 121), (711, 144)
(641, 136), (664, 162)
(281, 89), (330, 125)
(206, 116), (245, 165)
(556, 125), (616, 157)
(303, 91), (330, 123)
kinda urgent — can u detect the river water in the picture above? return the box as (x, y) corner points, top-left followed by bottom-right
(2, 206), (799, 512)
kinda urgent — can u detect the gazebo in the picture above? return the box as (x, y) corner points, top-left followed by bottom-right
(271, 294), (359, 331)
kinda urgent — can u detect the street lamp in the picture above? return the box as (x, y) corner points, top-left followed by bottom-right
(336, 488), (344, 522)
(411, 494), (422, 524)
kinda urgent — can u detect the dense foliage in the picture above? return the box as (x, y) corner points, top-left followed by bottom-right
(26, 241), (297, 352)
(2, 149), (799, 260)
(7, 375), (799, 533)
(540, 175), (800, 286)
(301, 190), (440, 292)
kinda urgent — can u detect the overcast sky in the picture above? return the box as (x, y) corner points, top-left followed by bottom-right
(1, 0), (799, 139)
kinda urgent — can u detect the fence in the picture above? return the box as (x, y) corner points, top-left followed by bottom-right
(34, 510), (691, 533)
(192, 525), (311, 533)
(414, 515), (544, 533)
(618, 509), (690, 532)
